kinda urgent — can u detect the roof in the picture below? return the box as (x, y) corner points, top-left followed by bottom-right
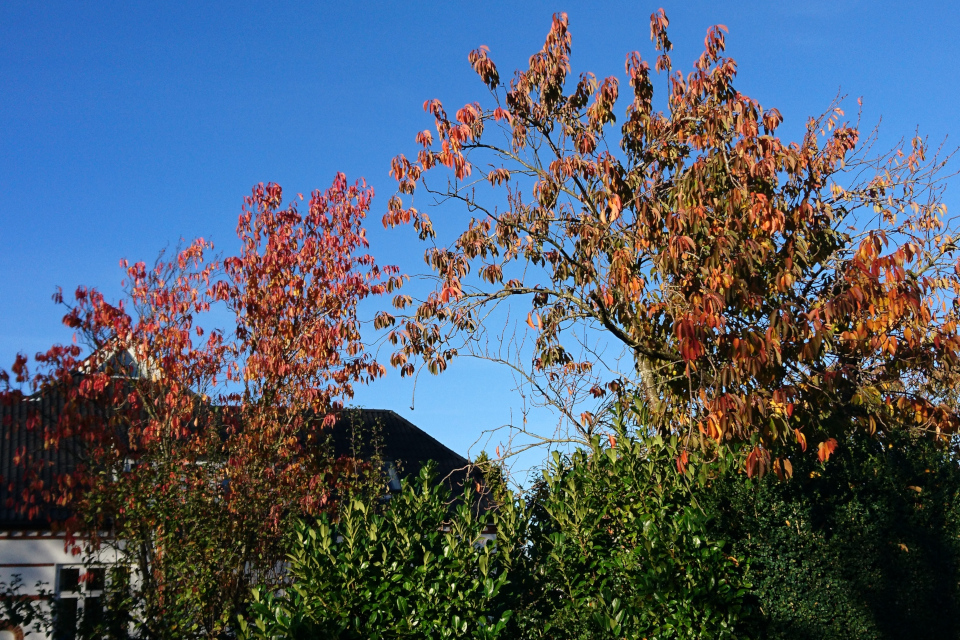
(328, 409), (471, 486)
(0, 390), (77, 529)
(0, 392), (473, 530)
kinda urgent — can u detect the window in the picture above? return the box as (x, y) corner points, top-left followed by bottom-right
(54, 565), (107, 640)
(59, 568), (80, 592)
(87, 568), (106, 592)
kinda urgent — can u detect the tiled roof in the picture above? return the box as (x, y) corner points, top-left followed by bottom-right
(0, 393), (473, 530)
(0, 390), (77, 529)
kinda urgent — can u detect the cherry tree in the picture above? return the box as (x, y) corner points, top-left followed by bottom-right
(381, 10), (960, 473)
(0, 173), (403, 636)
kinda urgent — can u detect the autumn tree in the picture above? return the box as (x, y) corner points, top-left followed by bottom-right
(0, 174), (403, 637)
(381, 10), (960, 470)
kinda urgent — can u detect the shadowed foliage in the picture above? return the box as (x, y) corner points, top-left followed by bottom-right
(704, 430), (960, 639)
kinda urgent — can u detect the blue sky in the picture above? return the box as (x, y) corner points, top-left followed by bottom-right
(2, 1), (959, 481)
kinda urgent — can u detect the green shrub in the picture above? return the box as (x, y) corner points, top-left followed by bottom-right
(208, 416), (960, 640)
(239, 463), (521, 640)
(510, 418), (752, 639)
(705, 431), (960, 640)
(241, 408), (755, 639)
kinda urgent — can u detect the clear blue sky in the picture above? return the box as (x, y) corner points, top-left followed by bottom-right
(2, 1), (959, 479)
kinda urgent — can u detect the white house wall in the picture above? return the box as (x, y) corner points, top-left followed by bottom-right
(0, 534), (119, 639)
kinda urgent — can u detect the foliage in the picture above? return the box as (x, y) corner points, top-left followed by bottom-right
(244, 407), (753, 640)
(0, 174), (403, 637)
(509, 405), (752, 639)
(471, 450), (511, 507)
(381, 9), (960, 465)
(704, 430), (960, 640)
(0, 570), (133, 640)
(0, 574), (52, 637)
(240, 463), (521, 640)
(2, 7), (959, 638)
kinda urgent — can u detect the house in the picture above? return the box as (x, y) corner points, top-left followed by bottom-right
(0, 385), (476, 639)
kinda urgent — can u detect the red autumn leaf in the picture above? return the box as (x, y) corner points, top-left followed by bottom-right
(745, 450), (758, 479)
(0, 173), (404, 629)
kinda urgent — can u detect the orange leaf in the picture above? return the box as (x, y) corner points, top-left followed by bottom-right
(774, 457), (794, 481)
(817, 438), (838, 463)
(794, 428), (807, 452)
(676, 450), (689, 474)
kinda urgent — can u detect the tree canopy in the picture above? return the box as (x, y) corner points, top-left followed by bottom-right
(0, 174), (403, 636)
(381, 10), (960, 470)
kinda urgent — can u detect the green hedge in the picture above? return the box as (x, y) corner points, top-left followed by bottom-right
(239, 464), (521, 639)
(704, 431), (960, 640)
(241, 419), (752, 639)
(509, 431), (750, 639)
(242, 420), (960, 639)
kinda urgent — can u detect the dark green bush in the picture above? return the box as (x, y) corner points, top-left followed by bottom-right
(704, 431), (960, 640)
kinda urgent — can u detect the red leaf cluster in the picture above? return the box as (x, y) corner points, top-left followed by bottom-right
(0, 174), (402, 617)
